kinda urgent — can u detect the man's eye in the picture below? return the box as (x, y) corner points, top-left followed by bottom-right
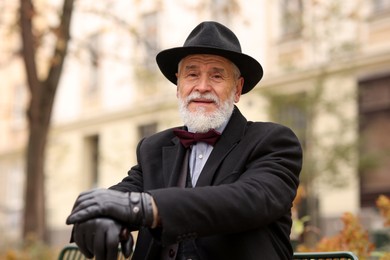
(186, 73), (198, 78)
(211, 74), (223, 79)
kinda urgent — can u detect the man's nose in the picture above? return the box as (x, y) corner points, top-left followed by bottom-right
(194, 75), (212, 92)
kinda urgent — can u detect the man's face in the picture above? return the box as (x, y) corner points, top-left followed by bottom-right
(176, 54), (244, 115)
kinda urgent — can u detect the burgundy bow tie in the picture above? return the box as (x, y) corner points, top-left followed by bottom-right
(173, 129), (221, 148)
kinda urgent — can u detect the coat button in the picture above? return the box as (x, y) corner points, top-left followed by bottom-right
(169, 248), (176, 258)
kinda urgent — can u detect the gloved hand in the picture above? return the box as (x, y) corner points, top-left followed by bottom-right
(66, 189), (154, 227)
(71, 218), (133, 260)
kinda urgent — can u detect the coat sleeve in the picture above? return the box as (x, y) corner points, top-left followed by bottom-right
(149, 123), (302, 246)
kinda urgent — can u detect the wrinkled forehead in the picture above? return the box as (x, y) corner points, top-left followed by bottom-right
(179, 54), (232, 67)
(179, 54), (234, 70)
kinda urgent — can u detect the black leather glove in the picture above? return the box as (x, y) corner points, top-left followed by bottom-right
(71, 218), (133, 260)
(66, 189), (154, 227)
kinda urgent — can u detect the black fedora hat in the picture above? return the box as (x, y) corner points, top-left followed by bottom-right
(156, 21), (263, 94)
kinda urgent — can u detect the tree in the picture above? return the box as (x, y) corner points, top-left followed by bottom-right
(260, 0), (363, 247)
(14, 0), (247, 244)
(19, 0), (74, 241)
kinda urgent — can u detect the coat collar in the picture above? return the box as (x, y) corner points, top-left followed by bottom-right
(196, 106), (247, 186)
(162, 106), (247, 187)
(162, 139), (186, 187)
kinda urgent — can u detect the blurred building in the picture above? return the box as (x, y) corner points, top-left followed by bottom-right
(0, 0), (390, 247)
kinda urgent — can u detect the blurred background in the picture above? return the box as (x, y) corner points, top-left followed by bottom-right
(1, 0), (390, 258)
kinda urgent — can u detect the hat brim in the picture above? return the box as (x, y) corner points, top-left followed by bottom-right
(156, 46), (263, 94)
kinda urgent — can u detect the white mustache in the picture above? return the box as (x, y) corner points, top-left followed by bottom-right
(185, 92), (219, 105)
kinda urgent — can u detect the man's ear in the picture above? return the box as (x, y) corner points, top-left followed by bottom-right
(234, 77), (244, 103)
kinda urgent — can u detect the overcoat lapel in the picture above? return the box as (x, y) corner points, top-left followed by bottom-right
(196, 108), (247, 186)
(162, 134), (188, 187)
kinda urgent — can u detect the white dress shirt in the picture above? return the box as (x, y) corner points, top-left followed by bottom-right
(187, 120), (229, 187)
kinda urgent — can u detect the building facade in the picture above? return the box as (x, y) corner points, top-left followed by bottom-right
(1, 0), (390, 247)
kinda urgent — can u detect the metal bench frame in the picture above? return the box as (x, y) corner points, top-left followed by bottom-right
(59, 244), (359, 260)
(293, 251), (359, 260)
(58, 244), (130, 260)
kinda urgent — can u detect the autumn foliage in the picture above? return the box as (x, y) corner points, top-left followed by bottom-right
(377, 195), (390, 228)
(297, 212), (375, 259)
(296, 195), (390, 260)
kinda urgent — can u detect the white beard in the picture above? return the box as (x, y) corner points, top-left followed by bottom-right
(178, 91), (235, 133)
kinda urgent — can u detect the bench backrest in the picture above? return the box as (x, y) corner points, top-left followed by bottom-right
(58, 244), (130, 260)
(293, 251), (359, 260)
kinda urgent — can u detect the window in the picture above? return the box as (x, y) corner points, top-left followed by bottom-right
(269, 92), (312, 236)
(359, 75), (390, 207)
(142, 12), (159, 71)
(84, 135), (99, 187)
(280, 0), (303, 37)
(138, 123), (157, 140)
(210, 0), (235, 25)
(87, 33), (100, 95)
(11, 84), (27, 130)
(372, 0), (390, 13)
(270, 93), (307, 147)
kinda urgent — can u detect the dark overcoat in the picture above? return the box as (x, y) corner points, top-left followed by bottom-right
(111, 107), (302, 260)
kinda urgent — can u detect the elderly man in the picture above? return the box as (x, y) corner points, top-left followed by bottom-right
(67, 21), (302, 260)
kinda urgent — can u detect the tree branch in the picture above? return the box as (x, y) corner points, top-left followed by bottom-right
(19, 0), (40, 95)
(42, 0), (75, 126)
(45, 0), (74, 88)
